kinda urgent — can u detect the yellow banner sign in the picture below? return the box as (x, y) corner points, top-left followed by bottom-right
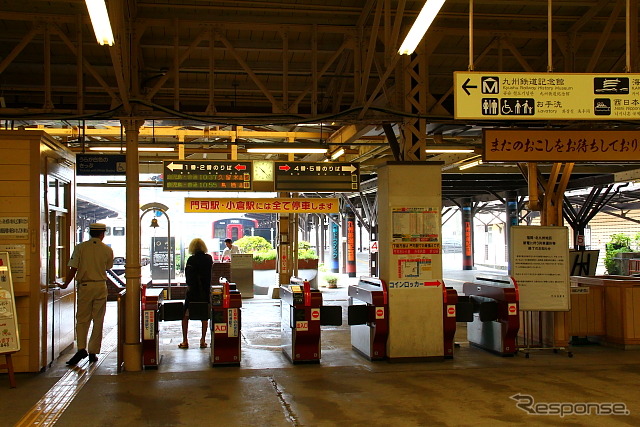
(185, 198), (340, 213)
(483, 129), (640, 162)
(455, 72), (640, 120)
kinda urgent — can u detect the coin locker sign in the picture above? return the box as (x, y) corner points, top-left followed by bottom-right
(454, 72), (640, 120)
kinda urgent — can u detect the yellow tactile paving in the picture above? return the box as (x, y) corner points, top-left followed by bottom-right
(14, 328), (118, 427)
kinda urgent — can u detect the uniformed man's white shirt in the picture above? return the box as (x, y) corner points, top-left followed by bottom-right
(222, 245), (240, 260)
(68, 238), (114, 282)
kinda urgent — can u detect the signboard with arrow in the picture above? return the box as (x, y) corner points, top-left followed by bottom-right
(454, 71), (640, 120)
(274, 162), (359, 192)
(163, 160), (252, 191)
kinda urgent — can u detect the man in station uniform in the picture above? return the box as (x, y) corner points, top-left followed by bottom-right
(221, 238), (241, 261)
(61, 223), (114, 365)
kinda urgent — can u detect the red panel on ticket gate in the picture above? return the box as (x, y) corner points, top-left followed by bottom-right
(443, 288), (458, 359)
(210, 281), (242, 366)
(142, 287), (164, 368)
(280, 279), (323, 363)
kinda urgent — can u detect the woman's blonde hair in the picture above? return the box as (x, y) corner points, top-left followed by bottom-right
(188, 238), (208, 254)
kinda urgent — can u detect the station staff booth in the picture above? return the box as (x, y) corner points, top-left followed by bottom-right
(0, 131), (77, 372)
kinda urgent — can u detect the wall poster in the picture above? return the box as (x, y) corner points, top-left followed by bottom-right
(0, 252), (21, 353)
(0, 245), (26, 282)
(389, 207), (440, 287)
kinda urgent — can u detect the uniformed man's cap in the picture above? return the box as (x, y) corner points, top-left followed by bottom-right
(89, 223), (107, 231)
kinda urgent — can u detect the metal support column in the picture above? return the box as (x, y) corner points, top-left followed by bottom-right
(505, 191), (519, 260)
(346, 210), (356, 277)
(122, 119), (143, 372)
(330, 214), (339, 273)
(461, 198), (474, 271)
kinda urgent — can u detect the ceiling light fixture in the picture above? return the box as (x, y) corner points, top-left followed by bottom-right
(246, 144), (328, 154)
(85, 0), (115, 46)
(425, 148), (475, 154)
(458, 159), (483, 170)
(330, 148), (345, 160)
(398, 0), (447, 55)
(89, 146), (175, 152)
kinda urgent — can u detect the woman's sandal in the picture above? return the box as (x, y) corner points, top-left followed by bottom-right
(178, 343), (189, 349)
(200, 341), (208, 348)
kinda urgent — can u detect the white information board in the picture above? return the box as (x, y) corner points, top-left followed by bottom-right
(0, 245), (26, 282)
(509, 226), (570, 311)
(0, 252), (21, 353)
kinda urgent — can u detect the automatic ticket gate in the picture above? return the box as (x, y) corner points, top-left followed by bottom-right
(142, 287), (164, 368)
(210, 279), (242, 366)
(461, 274), (520, 356)
(347, 277), (389, 360)
(280, 277), (342, 363)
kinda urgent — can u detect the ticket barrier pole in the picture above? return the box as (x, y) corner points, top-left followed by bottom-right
(210, 279), (242, 366)
(461, 274), (520, 356)
(142, 286), (164, 368)
(280, 277), (342, 363)
(347, 277), (389, 361)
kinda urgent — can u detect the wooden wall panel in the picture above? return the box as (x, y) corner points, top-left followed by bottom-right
(604, 287), (623, 342)
(0, 165), (29, 180)
(0, 181), (30, 197)
(568, 287), (605, 336)
(0, 148), (30, 164)
(0, 197), (30, 212)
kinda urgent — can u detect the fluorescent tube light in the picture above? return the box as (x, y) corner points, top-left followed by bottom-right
(330, 148), (345, 160)
(398, 0), (447, 55)
(89, 146), (175, 152)
(85, 0), (115, 46)
(458, 159), (483, 170)
(246, 146), (328, 154)
(425, 148), (475, 153)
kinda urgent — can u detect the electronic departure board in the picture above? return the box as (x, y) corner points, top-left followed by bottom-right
(274, 162), (359, 192)
(163, 161), (252, 191)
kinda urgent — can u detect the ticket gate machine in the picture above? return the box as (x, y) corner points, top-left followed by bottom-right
(280, 277), (342, 363)
(210, 279), (242, 366)
(462, 274), (520, 356)
(347, 277), (389, 361)
(142, 287), (164, 368)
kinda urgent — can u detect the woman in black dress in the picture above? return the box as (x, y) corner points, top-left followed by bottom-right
(179, 238), (213, 349)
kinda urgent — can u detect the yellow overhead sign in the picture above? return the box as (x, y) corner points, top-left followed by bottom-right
(454, 72), (640, 120)
(483, 129), (640, 162)
(185, 197), (340, 213)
